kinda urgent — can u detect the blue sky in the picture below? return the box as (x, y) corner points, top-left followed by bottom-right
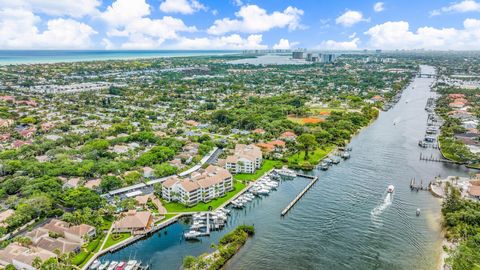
(1, 0), (480, 50)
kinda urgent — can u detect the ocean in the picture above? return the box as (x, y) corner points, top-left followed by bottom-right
(0, 50), (239, 65)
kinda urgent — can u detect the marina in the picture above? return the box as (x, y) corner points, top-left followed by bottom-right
(99, 65), (474, 270)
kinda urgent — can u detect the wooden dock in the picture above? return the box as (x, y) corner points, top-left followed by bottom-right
(281, 174), (319, 216)
(419, 153), (461, 164)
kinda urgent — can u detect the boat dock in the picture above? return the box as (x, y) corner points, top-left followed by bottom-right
(419, 153), (463, 164)
(281, 174), (319, 216)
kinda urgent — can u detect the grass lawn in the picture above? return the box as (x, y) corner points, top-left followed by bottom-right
(100, 217), (114, 231)
(287, 146), (334, 165)
(162, 181), (246, 212)
(233, 160), (283, 182)
(310, 107), (346, 114)
(103, 232), (131, 250)
(72, 234), (105, 266)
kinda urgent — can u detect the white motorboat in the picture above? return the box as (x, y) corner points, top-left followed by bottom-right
(90, 260), (101, 269)
(387, 185), (395, 193)
(416, 208), (421, 216)
(98, 261), (110, 270)
(107, 261), (118, 270)
(257, 188), (270, 195)
(277, 168), (296, 178)
(218, 208), (230, 215)
(125, 260), (137, 270)
(184, 230), (202, 239)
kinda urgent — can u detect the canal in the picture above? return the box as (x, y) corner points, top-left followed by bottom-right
(101, 65), (473, 269)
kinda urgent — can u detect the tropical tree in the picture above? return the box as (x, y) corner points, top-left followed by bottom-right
(296, 133), (317, 160)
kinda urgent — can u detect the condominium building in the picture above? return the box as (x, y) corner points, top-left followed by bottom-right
(225, 144), (263, 174)
(162, 165), (233, 206)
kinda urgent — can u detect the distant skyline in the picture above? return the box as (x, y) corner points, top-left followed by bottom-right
(1, 0), (480, 50)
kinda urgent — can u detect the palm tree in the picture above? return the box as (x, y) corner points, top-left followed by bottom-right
(32, 257), (42, 269)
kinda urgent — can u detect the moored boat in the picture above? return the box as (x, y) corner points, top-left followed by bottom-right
(184, 230), (202, 239)
(98, 261), (110, 270)
(107, 261), (118, 270)
(90, 260), (101, 269)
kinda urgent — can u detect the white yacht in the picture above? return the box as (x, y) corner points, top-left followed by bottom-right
(107, 261), (118, 270)
(125, 260), (137, 270)
(90, 260), (101, 269)
(184, 230), (202, 239)
(98, 261), (110, 270)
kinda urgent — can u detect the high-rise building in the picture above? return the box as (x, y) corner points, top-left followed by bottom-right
(292, 51), (304, 59)
(306, 53), (313, 61)
(320, 53), (337, 63)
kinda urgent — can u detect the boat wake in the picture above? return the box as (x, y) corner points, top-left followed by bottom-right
(370, 193), (393, 225)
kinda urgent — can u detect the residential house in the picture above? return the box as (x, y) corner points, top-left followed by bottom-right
(280, 131), (297, 141)
(84, 178), (101, 190)
(0, 209), (14, 228)
(0, 243), (56, 270)
(113, 210), (153, 234)
(143, 167), (154, 178)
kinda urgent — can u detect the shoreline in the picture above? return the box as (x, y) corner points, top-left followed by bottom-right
(0, 50), (240, 66)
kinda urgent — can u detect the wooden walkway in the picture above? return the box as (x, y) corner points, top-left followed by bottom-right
(281, 174), (319, 216)
(419, 153), (462, 164)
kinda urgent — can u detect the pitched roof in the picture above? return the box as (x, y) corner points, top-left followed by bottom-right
(0, 243), (56, 266)
(36, 237), (80, 254)
(114, 210), (152, 230)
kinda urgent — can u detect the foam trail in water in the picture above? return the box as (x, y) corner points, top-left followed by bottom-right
(370, 193), (393, 226)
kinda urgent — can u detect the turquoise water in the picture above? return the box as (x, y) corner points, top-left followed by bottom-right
(0, 50), (238, 65)
(100, 65), (472, 269)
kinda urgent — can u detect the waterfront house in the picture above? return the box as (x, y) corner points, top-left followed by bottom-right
(0, 243), (56, 270)
(225, 144), (263, 174)
(162, 165), (233, 206)
(113, 210), (153, 234)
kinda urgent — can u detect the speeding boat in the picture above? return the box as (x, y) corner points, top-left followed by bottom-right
(387, 185), (395, 193)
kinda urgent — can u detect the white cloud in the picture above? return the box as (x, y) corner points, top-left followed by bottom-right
(232, 0), (243, 6)
(159, 0), (206, 14)
(336, 10), (368, 27)
(317, 38), (360, 50)
(0, 0), (101, 18)
(431, 0), (480, 16)
(364, 19), (480, 50)
(101, 0), (197, 49)
(169, 34), (268, 50)
(101, 0), (150, 27)
(273, 38), (297, 49)
(373, 2), (385, 12)
(208, 4), (304, 35)
(0, 8), (96, 49)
